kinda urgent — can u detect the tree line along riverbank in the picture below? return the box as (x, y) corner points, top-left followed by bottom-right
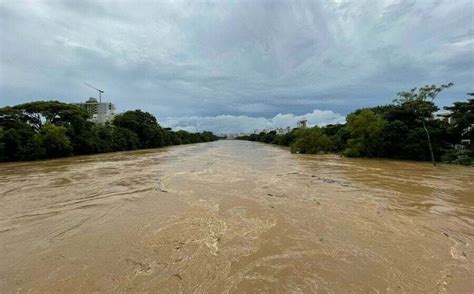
(0, 101), (218, 162)
(237, 84), (473, 166)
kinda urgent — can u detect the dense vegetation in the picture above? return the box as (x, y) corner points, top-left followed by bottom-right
(238, 85), (473, 165)
(0, 101), (218, 162)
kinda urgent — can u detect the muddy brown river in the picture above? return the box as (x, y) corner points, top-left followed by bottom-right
(0, 140), (473, 292)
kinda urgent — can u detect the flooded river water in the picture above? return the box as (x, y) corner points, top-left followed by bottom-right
(0, 140), (473, 292)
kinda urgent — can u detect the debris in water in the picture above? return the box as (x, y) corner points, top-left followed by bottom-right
(267, 193), (285, 198)
(156, 179), (168, 192)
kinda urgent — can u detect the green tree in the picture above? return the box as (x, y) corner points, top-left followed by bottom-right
(0, 128), (5, 161)
(322, 124), (348, 152)
(395, 83), (453, 166)
(290, 127), (331, 154)
(444, 94), (474, 150)
(263, 131), (277, 143)
(13, 101), (89, 131)
(344, 109), (387, 157)
(112, 127), (139, 151)
(273, 133), (295, 146)
(113, 110), (165, 148)
(0, 101), (217, 162)
(37, 123), (72, 158)
(0, 125), (43, 160)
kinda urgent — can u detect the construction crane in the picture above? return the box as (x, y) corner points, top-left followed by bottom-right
(84, 83), (104, 103)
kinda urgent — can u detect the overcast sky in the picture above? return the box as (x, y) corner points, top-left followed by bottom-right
(0, 0), (472, 133)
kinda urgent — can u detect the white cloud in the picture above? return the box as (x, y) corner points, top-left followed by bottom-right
(161, 109), (345, 134)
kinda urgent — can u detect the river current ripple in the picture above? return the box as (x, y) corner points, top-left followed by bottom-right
(0, 140), (473, 292)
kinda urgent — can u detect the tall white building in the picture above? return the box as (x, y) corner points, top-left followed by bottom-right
(73, 97), (116, 123)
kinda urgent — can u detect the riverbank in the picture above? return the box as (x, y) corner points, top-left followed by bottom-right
(1, 140), (472, 292)
(236, 128), (473, 166)
(237, 136), (474, 166)
(0, 102), (219, 162)
(236, 93), (474, 166)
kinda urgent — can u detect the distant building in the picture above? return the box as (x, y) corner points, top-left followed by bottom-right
(224, 133), (245, 139)
(275, 127), (291, 134)
(73, 97), (116, 123)
(458, 124), (474, 150)
(253, 126), (292, 135)
(297, 119), (307, 128)
(435, 111), (453, 124)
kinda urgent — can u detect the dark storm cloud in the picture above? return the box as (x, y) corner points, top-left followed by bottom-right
(1, 0), (473, 132)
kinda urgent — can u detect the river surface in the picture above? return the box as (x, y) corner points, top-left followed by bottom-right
(0, 140), (473, 292)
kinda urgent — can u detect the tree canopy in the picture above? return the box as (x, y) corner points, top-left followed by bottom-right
(237, 84), (473, 165)
(0, 101), (218, 162)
